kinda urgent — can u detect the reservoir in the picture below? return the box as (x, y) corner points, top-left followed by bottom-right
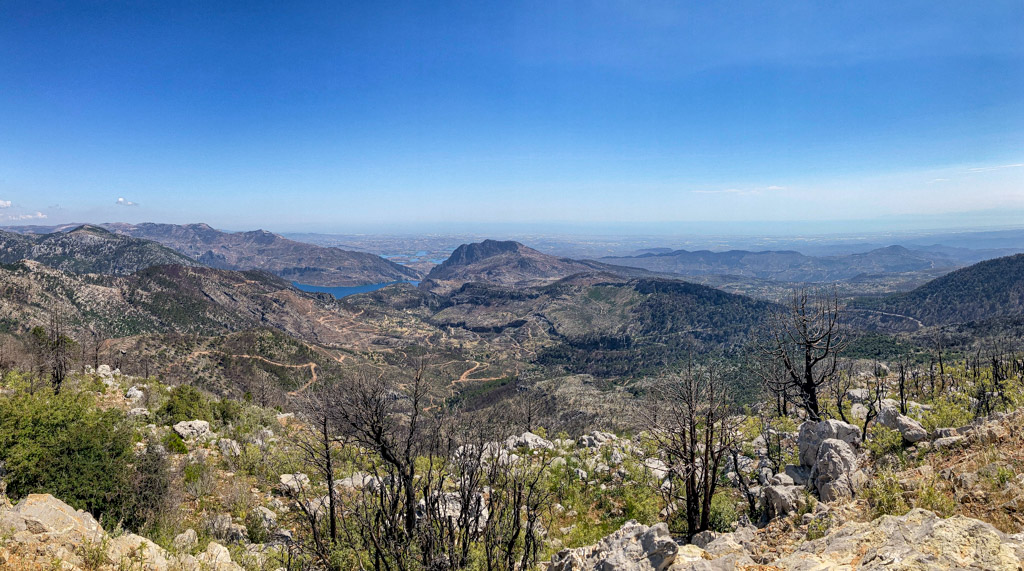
(292, 281), (419, 298)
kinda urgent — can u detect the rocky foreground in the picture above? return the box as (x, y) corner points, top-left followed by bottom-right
(0, 494), (245, 570)
(549, 510), (1024, 570)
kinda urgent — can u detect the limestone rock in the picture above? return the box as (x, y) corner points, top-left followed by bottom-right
(0, 494), (243, 570)
(550, 520), (678, 571)
(784, 464), (810, 486)
(877, 403), (928, 443)
(127, 407), (150, 418)
(764, 485), (807, 518)
(125, 385), (144, 401)
(505, 431), (554, 451)
(812, 438), (861, 502)
(279, 473), (310, 495)
(174, 528), (199, 552)
(798, 420), (861, 468)
(173, 420), (212, 440)
(218, 438), (241, 458)
(774, 508), (1024, 570)
(336, 472), (382, 492)
(933, 435), (966, 450)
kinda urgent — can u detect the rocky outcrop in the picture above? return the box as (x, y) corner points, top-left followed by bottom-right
(549, 521), (679, 571)
(812, 438), (864, 502)
(556, 509), (1024, 571)
(506, 431), (554, 451)
(173, 419), (212, 440)
(797, 419), (861, 467)
(764, 484), (809, 519)
(775, 508), (1024, 570)
(797, 420), (865, 504)
(877, 401), (928, 443)
(0, 494), (243, 570)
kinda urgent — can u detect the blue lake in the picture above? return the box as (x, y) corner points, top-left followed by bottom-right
(292, 281), (419, 299)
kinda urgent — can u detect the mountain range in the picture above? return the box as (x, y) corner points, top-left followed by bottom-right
(0, 225), (198, 275)
(1, 222), (422, 286)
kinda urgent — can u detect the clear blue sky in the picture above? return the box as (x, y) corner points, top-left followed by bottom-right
(1, 1), (1022, 233)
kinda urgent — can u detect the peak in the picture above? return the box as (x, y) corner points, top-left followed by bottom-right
(442, 240), (531, 265)
(67, 224), (113, 236)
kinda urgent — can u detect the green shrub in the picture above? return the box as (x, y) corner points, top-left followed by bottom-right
(0, 390), (135, 528)
(708, 492), (738, 533)
(157, 385), (213, 425)
(806, 513), (832, 540)
(915, 478), (955, 517)
(182, 457), (216, 499)
(124, 440), (175, 533)
(866, 426), (905, 459)
(796, 489), (817, 517)
(244, 510), (270, 544)
(162, 431), (188, 455)
(921, 396), (972, 433)
(865, 471), (910, 518)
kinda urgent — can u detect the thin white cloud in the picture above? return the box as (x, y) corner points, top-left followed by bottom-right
(765, 185), (785, 191)
(115, 197), (138, 206)
(927, 178), (949, 184)
(967, 163), (1024, 173)
(7, 211), (47, 221)
(0, 200), (11, 208)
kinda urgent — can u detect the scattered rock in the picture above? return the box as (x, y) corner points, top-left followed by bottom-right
(877, 403), (928, 443)
(784, 464), (810, 486)
(765, 485), (806, 518)
(933, 435), (966, 450)
(174, 419), (212, 440)
(209, 513), (248, 543)
(218, 438), (242, 458)
(505, 431), (554, 451)
(279, 473), (310, 495)
(125, 385), (144, 401)
(174, 528), (199, 552)
(127, 407), (150, 418)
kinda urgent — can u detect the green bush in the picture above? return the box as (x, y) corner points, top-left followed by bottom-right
(806, 513), (832, 540)
(866, 426), (905, 459)
(157, 385), (213, 425)
(162, 431), (189, 455)
(921, 396), (972, 433)
(708, 492), (738, 533)
(864, 471), (910, 518)
(124, 440), (175, 533)
(0, 389), (134, 527)
(915, 478), (955, 517)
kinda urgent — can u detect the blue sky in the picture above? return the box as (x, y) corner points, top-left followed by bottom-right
(1, 1), (1022, 233)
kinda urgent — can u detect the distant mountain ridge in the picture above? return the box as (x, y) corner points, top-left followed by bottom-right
(421, 239), (664, 293)
(601, 244), (960, 282)
(102, 222), (422, 287)
(0, 225), (199, 275)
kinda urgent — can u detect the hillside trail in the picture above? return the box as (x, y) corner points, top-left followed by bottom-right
(856, 309), (926, 329)
(182, 348), (318, 395)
